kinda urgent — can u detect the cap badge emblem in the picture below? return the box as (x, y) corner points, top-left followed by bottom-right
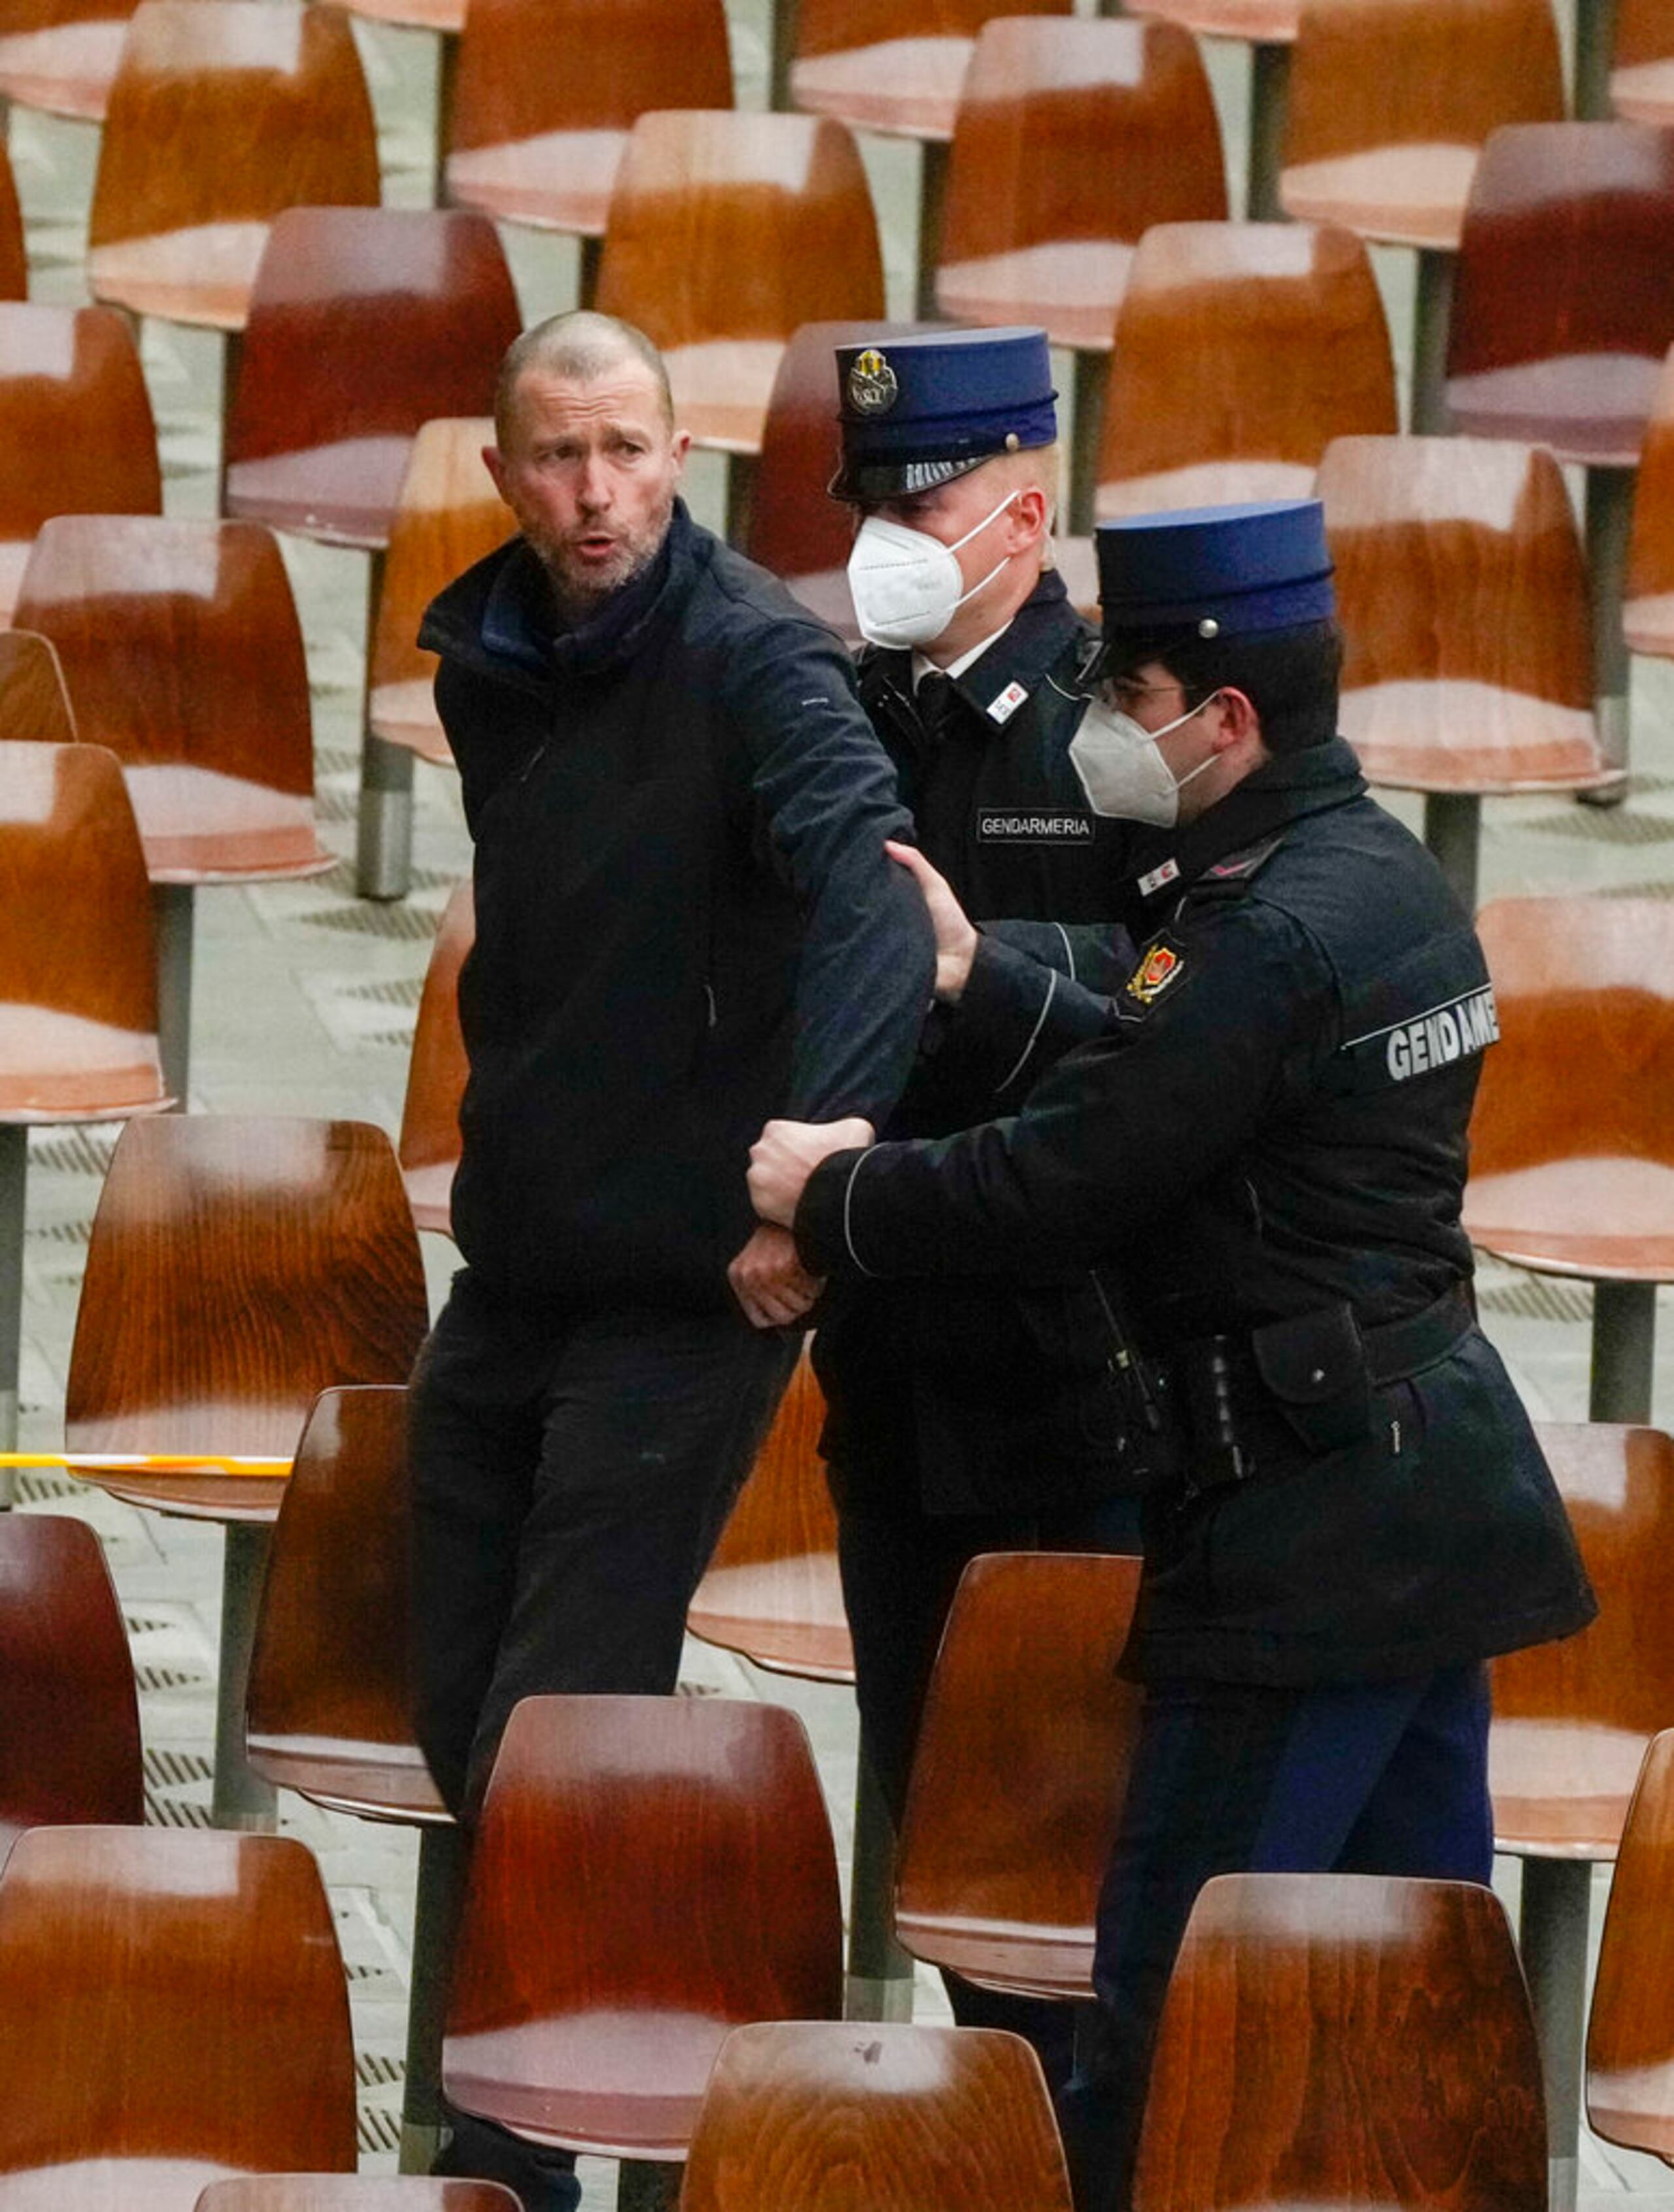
(847, 349), (899, 416)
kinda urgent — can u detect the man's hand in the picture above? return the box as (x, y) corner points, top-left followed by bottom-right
(885, 839), (978, 1001)
(728, 1221), (825, 1331)
(747, 1115), (876, 1228)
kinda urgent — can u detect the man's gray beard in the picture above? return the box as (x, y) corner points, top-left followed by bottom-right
(537, 494), (675, 623)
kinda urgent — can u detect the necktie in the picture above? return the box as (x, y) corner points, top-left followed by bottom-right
(915, 671), (960, 745)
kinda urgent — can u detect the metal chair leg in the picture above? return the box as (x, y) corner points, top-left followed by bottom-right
(1590, 1279), (1657, 1425)
(1585, 464), (1635, 788)
(0, 1125), (25, 1502)
(1246, 43), (1291, 223)
(152, 881), (196, 1110)
(618, 2159), (681, 2209)
(1422, 791), (1480, 913)
(1519, 1853), (1592, 2212)
(212, 1518), (278, 1829)
(845, 1729), (915, 2022)
(400, 1820), (471, 2173)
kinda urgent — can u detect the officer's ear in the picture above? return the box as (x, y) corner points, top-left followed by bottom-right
(1208, 685), (1260, 751)
(1010, 484), (1050, 549)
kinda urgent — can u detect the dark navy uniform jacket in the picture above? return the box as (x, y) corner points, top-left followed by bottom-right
(796, 736), (1596, 1678)
(811, 571), (1140, 1515)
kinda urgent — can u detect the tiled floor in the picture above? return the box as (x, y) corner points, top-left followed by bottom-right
(7, 3), (1674, 2201)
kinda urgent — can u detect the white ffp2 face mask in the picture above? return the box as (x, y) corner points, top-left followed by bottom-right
(846, 491), (1019, 651)
(1068, 692), (1219, 827)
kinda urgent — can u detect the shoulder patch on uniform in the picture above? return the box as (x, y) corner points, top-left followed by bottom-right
(1330, 983), (1501, 1093)
(1125, 933), (1187, 1007)
(1203, 832), (1286, 885)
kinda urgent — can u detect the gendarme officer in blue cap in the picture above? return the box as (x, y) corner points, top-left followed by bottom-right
(801, 327), (1142, 2070)
(747, 499), (1596, 2211)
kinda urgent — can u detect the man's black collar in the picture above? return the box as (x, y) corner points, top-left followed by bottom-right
(1124, 736), (1368, 914)
(478, 499), (696, 681)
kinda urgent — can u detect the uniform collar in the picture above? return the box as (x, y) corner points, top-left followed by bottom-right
(862, 568), (1089, 728)
(1124, 735), (1367, 917)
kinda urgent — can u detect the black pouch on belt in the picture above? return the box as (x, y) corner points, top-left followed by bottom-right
(1250, 1302), (1375, 1453)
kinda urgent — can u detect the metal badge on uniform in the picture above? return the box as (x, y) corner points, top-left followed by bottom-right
(1125, 934), (1187, 1006)
(846, 349), (899, 416)
(1137, 857), (1180, 898)
(986, 679), (1029, 726)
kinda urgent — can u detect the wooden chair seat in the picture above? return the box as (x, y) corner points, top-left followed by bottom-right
(1320, 435), (1608, 793)
(1446, 122), (1674, 466)
(680, 2021), (1074, 2211)
(197, 2186), (521, 2211)
(0, 1514), (143, 1857)
(894, 1551), (1143, 2000)
(1463, 898), (1674, 1282)
(0, 0), (137, 119)
(443, 1693), (843, 2160)
(0, 145), (22, 303)
(0, 633), (77, 745)
(0, 742), (166, 1123)
(1133, 1873), (1547, 2212)
(1588, 1729), (1674, 2162)
(935, 18), (1224, 349)
(398, 881), (472, 1237)
(247, 1384), (446, 1825)
(0, 1828), (356, 2203)
(0, 303), (162, 628)
(1613, 0), (1674, 121)
(1278, 0), (1562, 251)
(596, 112), (884, 455)
(14, 516), (331, 885)
(371, 422), (509, 766)
(1094, 220), (1396, 520)
(791, 0), (1068, 141)
(688, 1344), (851, 1681)
(443, 0), (732, 235)
(1625, 342), (1674, 653)
(1125, 0), (1295, 42)
(224, 208), (521, 549)
(87, 1), (379, 333)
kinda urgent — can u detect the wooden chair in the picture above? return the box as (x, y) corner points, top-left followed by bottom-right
(1446, 122), (1674, 774)
(1465, 898), (1674, 1426)
(0, 631), (77, 743)
(246, 1384), (458, 2172)
(14, 513), (333, 1100)
(443, 0), (732, 302)
(224, 203), (520, 900)
(935, 16), (1225, 528)
(0, 301), (162, 626)
(680, 2020), (1074, 2211)
(65, 1114), (430, 1828)
(1278, 0), (1563, 431)
(88, 1), (379, 337)
(1092, 220), (1397, 523)
(1624, 341), (1674, 655)
(399, 881), (473, 1238)
(791, 0), (1066, 142)
(0, 1512), (144, 1857)
(0, 141), (22, 303)
(443, 1693), (843, 2180)
(369, 421), (509, 770)
(596, 112), (885, 469)
(1588, 1727), (1674, 2164)
(1613, 0), (1674, 120)
(1132, 1873), (1547, 2212)
(1490, 1423), (1674, 2207)
(0, 740), (168, 1465)
(1123, 0), (1297, 224)
(0, 0), (139, 120)
(894, 1551), (1144, 2000)
(0, 1827), (357, 2202)
(197, 2186), (521, 2210)
(1318, 434), (1610, 908)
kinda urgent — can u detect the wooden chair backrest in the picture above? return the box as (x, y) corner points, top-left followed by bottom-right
(1627, 341), (1674, 622)
(370, 422), (509, 766)
(796, 0), (1062, 69)
(398, 877), (473, 1233)
(88, 0), (379, 328)
(681, 2021), (1075, 2211)
(1134, 1873), (1547, 2212)
(445, 1693), (843, 2153)
(0, 0), (141, 119)
(0, 302), (162, 621)
(247, 1385), (419, 1759)
(687, 1342), (851, 1680)
(0, 1513), (144, 1843)
(65, 1115), (430, 1458)
(1469, 897), (1674, 1178)
(895, 1550), (1143, 1985)
(1615, 0), (1674, 111)
(1097, 220), (1396, 518)
(0, 740), (164, 1119)
(0, 631), (77, 743)
(1588, 1727), (1674, 2161)
(1320, 434), (1598, 787)
(449, 0), (732, 155)
(1280, 0), (1562, 248)
(1446, 120), (1674, 465)
(0, 1828), (357, 2180)
(196, 2184), (521, 2210)
(937, 16), (1225, 347)
(224, 207), (521, 547)
(596, 112), (884, 451)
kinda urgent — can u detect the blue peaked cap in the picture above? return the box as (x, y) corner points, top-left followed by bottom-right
(830, 326), (1057, 500)
(1097, 500), (1337, 638)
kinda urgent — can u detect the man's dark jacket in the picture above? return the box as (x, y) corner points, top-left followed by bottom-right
(420, 501), (934, 1314)
(796, 737), (1597, 1678)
